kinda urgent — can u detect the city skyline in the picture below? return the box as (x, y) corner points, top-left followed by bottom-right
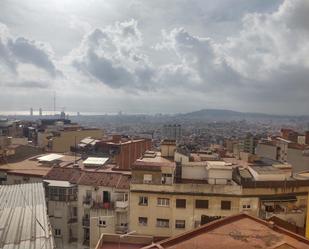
(1, 0), (309, 115)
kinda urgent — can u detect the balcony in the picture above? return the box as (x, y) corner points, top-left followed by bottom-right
(115, 225), (128, 234)
(82, 217), (90, 227)
(92, 201), (114, 210)
(115, 200), (128, 212)
(83, 196), (92, 206)
(68, 217), (78, 223)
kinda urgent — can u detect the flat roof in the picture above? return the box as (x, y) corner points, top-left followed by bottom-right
(250, 165), (285, 175)
(0, 154), (80, 177)
(37, 153), (64, 162)
(43, 179), (75, 187)
(0, 183), (54, 249)
(206, 161), (232, 170)
(83, 157), (109, 166)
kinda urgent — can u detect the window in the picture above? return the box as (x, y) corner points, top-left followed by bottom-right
(175, 220), (185, 229)
(54, 229), (61, 237)
(139, 196), (148, 206)
(176, 199), (186, 208)
(195, 200), (209, 209)
(103, 191), (110, 203)
(156, 219), (169, 228)
(143, 174), (152, 183)
(138, 217), (148, 226)
(221, 201), (231, 210)
(162, 173), (172, 184)
(242, 204), (251, 209)
(157, 198), (170, 206)
(73, 207), (77, 217)
(98, 218), (106, 227)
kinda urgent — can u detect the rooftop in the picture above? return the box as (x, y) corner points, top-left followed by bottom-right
(83, 157), (109, 166)
(43, 179), (76, 187)
(0, 153), (79, 177)
(44, 165), (131, 189)
(206, 161), (232, 170)
(142, 213), (309, 249)
(95, 233), (153, 249)
(132, 160), (176, 171)
(37, 153), (64, 162)
(250, 165), (285, 175)
(0, 183), (54, 249)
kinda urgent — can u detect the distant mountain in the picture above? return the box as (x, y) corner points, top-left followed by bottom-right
(175, 109), (308, 122)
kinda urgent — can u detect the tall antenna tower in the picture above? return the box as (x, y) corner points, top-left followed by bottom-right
(53, 91), (56, 115)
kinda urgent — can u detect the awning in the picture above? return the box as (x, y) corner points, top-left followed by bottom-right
(260, 195), (297, 202)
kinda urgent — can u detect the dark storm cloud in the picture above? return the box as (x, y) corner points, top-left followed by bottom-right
(8, 37), (58, 77)
(0, 22), (60, 77)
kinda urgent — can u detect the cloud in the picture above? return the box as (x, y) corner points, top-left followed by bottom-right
(1, 0), (309, 114)
(1, 80), (49, 89)
(0, 22), (60, 77)
(72, 19), (155, 91)
(222, 0), (309, 79)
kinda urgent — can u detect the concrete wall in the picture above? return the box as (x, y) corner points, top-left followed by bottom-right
(256, 144), (277, 160)
(3, 173), (42, 185)
(51, 129), (103, 152)
(37, 132), (50, 148)
(10, 137), (28, 145)
(161, 144), (176, 157)
(256, 143), (309, 173)
(48, 201), (78, 249)
(174, 152), (189, 163)
(182, 164), (207, 180)
(287, 148), (309, 173)
(207, 168), (232, 185)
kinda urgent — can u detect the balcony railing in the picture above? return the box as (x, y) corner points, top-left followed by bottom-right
(49, 194), (77, 202)
(115, 200), (128, 210)
(91, 201), (114, 209)
(115, 225), (128, 234)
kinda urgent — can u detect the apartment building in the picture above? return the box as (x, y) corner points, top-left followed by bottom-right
(0, 119), (24, 137)
(256, 137), (309, 172)
(44, 166), (131, 249)
(76, 135), (152, 170)
(129, 144), (309, 238)
(129, 154), (245, 237)
(162, 124), (182, 141)
(44, 179), (79, 248)
(38, 128), (103, 153)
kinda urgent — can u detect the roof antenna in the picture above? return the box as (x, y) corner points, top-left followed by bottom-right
(53, 91), (56, 115)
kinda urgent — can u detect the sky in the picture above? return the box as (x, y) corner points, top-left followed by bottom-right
(0, 0), (309, 115)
